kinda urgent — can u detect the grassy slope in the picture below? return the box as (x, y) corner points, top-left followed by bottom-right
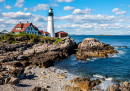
(0, 32), (62, 44)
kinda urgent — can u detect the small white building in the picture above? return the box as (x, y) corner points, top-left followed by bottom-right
(11, 21), (39, 35)
(1, 30), (9, 34)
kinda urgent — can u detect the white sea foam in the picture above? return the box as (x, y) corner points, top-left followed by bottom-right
(105, 77), (113, 81)
(93, 74), (104, 78)
(93, 74), (115, 90)
(118, 50), (126, 55)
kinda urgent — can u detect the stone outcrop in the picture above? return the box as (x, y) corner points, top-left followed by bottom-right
(107, 82), (130, 91)
(0, 66), (24, 85)
(74, 38), (118, 60)
(0, 36), (76, 68)
(69, 77), (101, 91)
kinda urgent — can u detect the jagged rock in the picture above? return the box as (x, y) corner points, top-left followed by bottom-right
(30, 86), (48, 91)
(17, 55), (28, 60)
(8, 77), (19, 84)
(70, 77), (101, 91)
(107, 84), (121, 91)
(4, 77), (11, 84)
(107, 82), (130, 91)
(63, 85), (82, 91)
(74, 38), (118, 60)
(23, 49), (35, 56)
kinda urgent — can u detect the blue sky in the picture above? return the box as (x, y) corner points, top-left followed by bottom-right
(0, 0), (130, 35)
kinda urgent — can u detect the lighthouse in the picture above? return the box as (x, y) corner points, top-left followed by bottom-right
(47, 7), (55, 37)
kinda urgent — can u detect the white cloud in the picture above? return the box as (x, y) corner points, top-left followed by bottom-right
(33, 15), (47, 22)
(72, 8), (91, 14)
(32, 4), (49, 11)
(112, 8), (126, 15)
(112, 8), (120, 12)
(115, 11), (126, 15)
(56, 0), (73, 3)
(14, 0), (25, 8)
(64, 6), (75, 11)
(24, 8), (28, 11)
(4, 3), (12, 10)
(55, 14), (116, 24)
(1, 11), (33, 19)
(0, 0), (5, 2)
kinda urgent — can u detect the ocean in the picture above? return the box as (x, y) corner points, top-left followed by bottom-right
(53, 35), (130, 90)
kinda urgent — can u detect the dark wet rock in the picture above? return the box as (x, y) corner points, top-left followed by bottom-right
(4, 77), (11, 84)
(30, 86), (48, 91)
(119, 46), (127, 48)
(4, 61), (23, 67)
(7, 67), (24, 78)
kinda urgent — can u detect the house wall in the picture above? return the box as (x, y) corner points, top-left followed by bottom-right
(24, 24), (39, 35)
(59, 33), (68, 38)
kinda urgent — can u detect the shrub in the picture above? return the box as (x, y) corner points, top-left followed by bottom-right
(54, 38), (62, 44)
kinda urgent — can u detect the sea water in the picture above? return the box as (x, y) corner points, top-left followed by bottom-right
(54, 35), (130, 90)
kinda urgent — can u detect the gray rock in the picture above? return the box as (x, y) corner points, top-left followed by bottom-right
(23, 49), (35, 56)
(4, 77), (11, 84)
(17, 55), (28, 60)
(8, 77), (20, 84)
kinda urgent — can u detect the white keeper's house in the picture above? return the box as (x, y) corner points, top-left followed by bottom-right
(11, 21), (50, 36)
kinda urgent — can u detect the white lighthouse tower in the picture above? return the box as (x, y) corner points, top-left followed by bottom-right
(47, 7), (55, 37)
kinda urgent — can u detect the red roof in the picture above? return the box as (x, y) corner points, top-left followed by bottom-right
(38, 30), (43, 34)
(43, 31), (50, 34)
(38, 30), (50, 34)
(11, 22), (37, 32)
(58, 31), (68, 34)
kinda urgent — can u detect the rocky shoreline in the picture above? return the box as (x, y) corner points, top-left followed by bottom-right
(0, 34), (129, 91)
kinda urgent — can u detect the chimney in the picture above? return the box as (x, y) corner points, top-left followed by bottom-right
(27, 21), (28, 23)
(20, 22), (21, 24)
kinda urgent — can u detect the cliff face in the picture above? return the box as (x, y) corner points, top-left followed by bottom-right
(74, 38), (118, 60)
(0, 34), (77, 85)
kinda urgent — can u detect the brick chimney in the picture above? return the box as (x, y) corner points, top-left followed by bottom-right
(20, 22), (21, 24)
(27, 21), (28, 23)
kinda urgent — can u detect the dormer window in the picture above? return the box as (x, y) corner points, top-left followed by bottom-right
(15, 28), (21, 30)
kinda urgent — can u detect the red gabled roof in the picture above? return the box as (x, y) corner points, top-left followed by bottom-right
(11, 22), (37, 32)
(38, 30), (43, 34)
(57, 31), (68, 34)
(43, 31), (50, 34)
(38, 30), (50, 34)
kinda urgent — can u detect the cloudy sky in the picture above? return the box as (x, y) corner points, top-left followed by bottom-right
(0, 0), (130, 35)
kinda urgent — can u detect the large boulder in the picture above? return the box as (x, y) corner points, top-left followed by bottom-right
(74, 38), (118, 60)
(107, 82), (130, 91)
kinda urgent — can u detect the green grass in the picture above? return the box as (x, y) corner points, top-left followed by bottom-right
(9, 41), (19, 44)
(54, 38), (62, 44)
(0, 32), (61, 44)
